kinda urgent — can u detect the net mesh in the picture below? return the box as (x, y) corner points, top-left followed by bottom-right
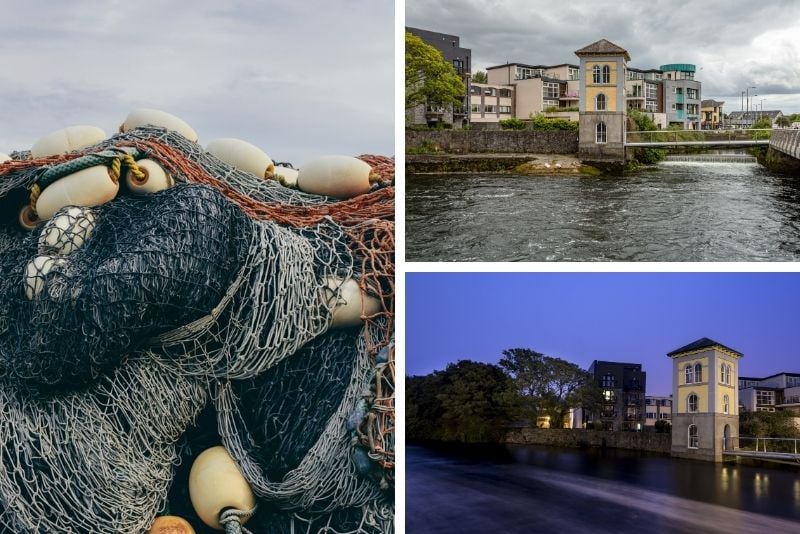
(0, 127), (394, 533)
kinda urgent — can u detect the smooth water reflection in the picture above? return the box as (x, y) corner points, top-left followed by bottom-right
(406, 161), (800, 261)
(406, 444), (800, 534)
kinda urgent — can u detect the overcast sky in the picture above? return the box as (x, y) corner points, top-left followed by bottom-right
(407, 273), (800, 396)
(0, 0), (393, 164)
(407, 0), (800, 114)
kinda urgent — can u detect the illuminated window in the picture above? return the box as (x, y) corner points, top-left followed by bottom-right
(688, 425), (699, 448)
(595, 122), (607, 143)
(687, 393), (698, 412)
(596, 93), (606, 111)
(756, 390), (775, 405)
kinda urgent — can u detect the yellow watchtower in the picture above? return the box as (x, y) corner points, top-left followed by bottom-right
(668, 337), (741, 462)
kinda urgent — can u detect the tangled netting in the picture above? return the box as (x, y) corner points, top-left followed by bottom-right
(0, 127), (394, 533)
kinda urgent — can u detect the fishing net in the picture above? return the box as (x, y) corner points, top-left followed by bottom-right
(0, 126), (394, 533)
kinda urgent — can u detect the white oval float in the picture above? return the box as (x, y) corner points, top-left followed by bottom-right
(274, 165), (299, 188)
(321, 277), (382, 327)
(38, 206), (96, 255)
(126, 158), (173, 194)
(36, 165), (119, 220)
(146, 515), (195, 534)
(206, 138), (274, 178)
(24, 255), (63, 300)
(30, 125), (106, 158)
(121, 109), (198, 142)
(189, 446), (255, 530)
(297, 155), (372, 199)
(0, 152), (10, 163)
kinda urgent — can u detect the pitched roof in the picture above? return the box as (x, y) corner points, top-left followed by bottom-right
(728, 110), (783, 120)
(574, 39), (630, 61)
(701, 99), (725, 107)
(667, 337), (742, 357)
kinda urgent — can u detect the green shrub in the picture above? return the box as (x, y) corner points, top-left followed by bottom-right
(530, 114), (578, 131)
(499, 118), (527, 130)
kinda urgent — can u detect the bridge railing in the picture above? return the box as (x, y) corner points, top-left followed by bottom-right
(723, 436), (800, 455)
(625, 129), (772, 144)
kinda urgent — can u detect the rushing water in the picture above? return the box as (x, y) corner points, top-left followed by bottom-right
(406, 160), (800, 261)
(406, 444), (800, 534)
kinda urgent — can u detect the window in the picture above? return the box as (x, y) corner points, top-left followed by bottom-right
(687, 393), (698, 412)
(592, 65), (611, 83)
(687, 88), (698, 99)
(595, 122), (607, 143)
(499, 106), (511, 114)
(694, 363), (702, 383)
(723, 394), (730, 414)
(671, 103), (676, 111)
(688, 425), (699, 449)
(543, 82), (559, 99)
(645, 100), (657, 112)
(721, 364), (732, 385)
(484, 104), (496, 113)
(647, 412), (656, 419)
(568, 67), (579, 81)
(453, 59), (464, 74)
(470, 86), (481, 95)
(601, 373), (616, 387)
(484, 87), (496, 97)
(685, 364), (694, 384)
(499, 88), (512, 98)
(756, 390), (775, 405)
(596, 93), (606, 111)
(646, 83), (657, 100)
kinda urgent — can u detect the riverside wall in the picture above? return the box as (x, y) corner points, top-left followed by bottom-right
(406, 130), (578, 154)
(766, 129), (800, 173)
(505, 428), (672, 454)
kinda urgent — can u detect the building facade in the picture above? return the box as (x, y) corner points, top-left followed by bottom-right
(701, 99), (724, 129)
(406, 27), (472, 128)
(738, 372), (800, 428)
(728, 110), (784, 129)
(645, 396), (672, 427)
(661, 64), (702, 129)
(575, 39), (630, 161)
(469, 83), (514, 123)
(668, 337), (741, 462)
(585, 360), (646, 431)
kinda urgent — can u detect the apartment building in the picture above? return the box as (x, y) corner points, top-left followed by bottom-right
(728, 110), (784, 129)
(645, 396), (672, 427)
(739, 372), (800, 416)
(585, 360), (647, 431)
(406, 27), (472, 128)
(661, 63), (702, 129)
(701, 100), (725, 129)
(482, 62), (580, 121)
(469, 83), (514, 123)
(625, 67), (667, 128)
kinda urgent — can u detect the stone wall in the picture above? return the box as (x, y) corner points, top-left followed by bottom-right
(406, 130), (578, 154)
(766, 129), (800, 173)
(505, 428), (671, 454)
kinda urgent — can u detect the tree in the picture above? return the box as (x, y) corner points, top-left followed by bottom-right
(406, 360), (518, 443)
(627, 109), (667, 164)
(405, 32), (465, 111)
(776, 116), (792, 128)
(499, 348), (599, 428)
(472, 71), (488, 84)
(740, 410), (799, 439)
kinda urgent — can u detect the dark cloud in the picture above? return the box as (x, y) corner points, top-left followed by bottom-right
(407, 0), (800, 112)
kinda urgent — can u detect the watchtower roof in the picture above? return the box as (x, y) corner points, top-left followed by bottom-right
(574, 39), (630, 62)
(667, 337), (742, 357)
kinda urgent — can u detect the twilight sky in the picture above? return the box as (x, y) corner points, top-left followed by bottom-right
(0, 0), (394, 164)
(406, 0), (800, 114)
(406, 273), (800, 396)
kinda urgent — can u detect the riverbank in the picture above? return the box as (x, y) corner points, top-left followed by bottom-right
(406, 153), (602, 175)
(505, 428), (671, 454)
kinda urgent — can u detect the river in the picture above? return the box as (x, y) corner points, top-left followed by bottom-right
(406, 444), (800, 534)
(406, 160), (800, 261)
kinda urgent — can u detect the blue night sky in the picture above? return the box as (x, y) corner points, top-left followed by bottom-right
(406, 273), (800, 396)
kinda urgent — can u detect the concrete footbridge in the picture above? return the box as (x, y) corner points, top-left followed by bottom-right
(723, 437), (800, 466)
(625, 129), (771, 148)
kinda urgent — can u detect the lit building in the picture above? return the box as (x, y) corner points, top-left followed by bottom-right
(406, 27), (472, 129)
(701, 100), (725, 129)
(668, 337), (741, 462)
(661, 63), (702, 129)
(645, 396), (672, 427)
(739, 372), (800, 427)
(585, 360), (646, 431)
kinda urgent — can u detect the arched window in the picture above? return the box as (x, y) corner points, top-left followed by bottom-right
(685, 364), (694, 384)
(595, 122), (606, 143)
(720, 363), (725, 383)
(688, 425), (699, 449)
(694, 363), (702, 383)
(596, 93), (606, 111)
(602, 65), (610, 84)
(723, 394), (730, 414)
(725, 364), (732, 385)
(592, 65), (601, 84)
(687, 393), (698, 412)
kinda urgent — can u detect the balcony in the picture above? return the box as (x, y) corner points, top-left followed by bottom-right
(626, 93), (645, 100)
(560, 92), (579, 100)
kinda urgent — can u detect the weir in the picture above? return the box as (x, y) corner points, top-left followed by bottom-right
(664, 153), (757, 164)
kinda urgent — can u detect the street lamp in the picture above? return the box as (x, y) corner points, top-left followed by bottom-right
(746, 86), (756, 127)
